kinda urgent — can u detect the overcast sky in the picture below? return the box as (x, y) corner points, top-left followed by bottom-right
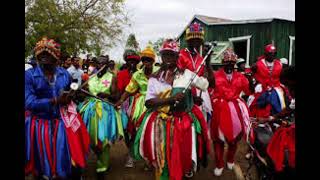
(104, 0), (295, 63)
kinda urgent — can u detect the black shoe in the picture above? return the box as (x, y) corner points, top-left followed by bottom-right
(97, 172), (105, 180)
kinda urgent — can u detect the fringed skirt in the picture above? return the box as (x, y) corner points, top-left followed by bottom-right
(211, 98), (250, 142)
(133, 106), (210, 180)
(127, 93), (147, 136)
(25, 108), (90, 178)
(78, 98), (128, 148)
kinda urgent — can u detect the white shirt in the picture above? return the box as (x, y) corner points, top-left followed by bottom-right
(146, 77), (172, 101)
(25, 64), (33, 71)
(67, 65), (84, 85)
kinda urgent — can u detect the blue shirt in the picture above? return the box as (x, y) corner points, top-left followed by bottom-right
(67, 65), (84, 86)
(25, 66), (72, 119)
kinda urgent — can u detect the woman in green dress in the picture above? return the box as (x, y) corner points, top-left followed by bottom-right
(115, 45), (159, 168)
(78, 56), (127, 174)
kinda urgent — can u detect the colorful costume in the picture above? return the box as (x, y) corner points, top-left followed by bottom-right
(121, 46), (159, 168)
(248, 44), (286, 118)
(177, 22), (213, 123)
(78, 70), (127, 173)
(210, 49), (251, 170)
(125, 46), (159, 136)
(117, 49), (141, 117)
(134, 40), (210, 180)
(25, 38), (90, 178)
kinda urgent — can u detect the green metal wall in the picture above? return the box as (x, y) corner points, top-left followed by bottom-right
(271, 20), (295, 65)
(179, 19), (295, 65)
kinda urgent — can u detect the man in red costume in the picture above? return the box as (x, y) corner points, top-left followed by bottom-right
(210, 48), (251, 176)
(177, 21), (213, 123)
(116, 49), (141, 168)
(116, 49), (140, 94)
(248, 44), (286, 118)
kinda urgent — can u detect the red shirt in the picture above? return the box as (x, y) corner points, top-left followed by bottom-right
(212, 68), (250, 101)
(245, 68), (252, 74)
(254, 57), (282, 89)
(116, 69), (132, 93)
(177, 48), (205, 76)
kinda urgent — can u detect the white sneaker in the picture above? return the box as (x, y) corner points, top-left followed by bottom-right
(227, 162), (235, 170)
(184, 171), (194, 178)
(125, 155), (134, 168)
(245, 153), (251, 160)
(214, 167), (224, 176)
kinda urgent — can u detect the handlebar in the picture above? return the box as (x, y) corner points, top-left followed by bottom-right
(249, 116), (294, 127)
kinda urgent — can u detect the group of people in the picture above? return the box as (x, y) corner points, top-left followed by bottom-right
(25, 22), (295, 180)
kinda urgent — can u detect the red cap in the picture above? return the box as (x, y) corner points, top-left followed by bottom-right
(265, 44), (277, 54)
(160, 39), (179, 53)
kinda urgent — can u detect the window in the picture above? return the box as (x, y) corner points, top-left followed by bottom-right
(228, 35), (252, 67)
(289, 36), (295, 66)
(209, 41), (231, 64)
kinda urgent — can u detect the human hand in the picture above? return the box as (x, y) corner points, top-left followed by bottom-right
(193, 96), (203, 106)
(173, 92), (185, 102)
(55, 93), (72, 106)
(97, 92), (108, 99)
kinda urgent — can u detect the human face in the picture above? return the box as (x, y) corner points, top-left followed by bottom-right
(224, 62), (235, 74)
(141, 57), (154, 69)
(72, 58), (80, 68)
(238, 63), (246, 72)
(187, 38), (203, 50)
(95, 56), (109, 69)
(282, 64), (289, 69)
(160, 50), (178, 69)
(65, 58), (72, 65)
(96, 61), (107, 69)
(36, 51), (57, 72)
(265, 52), (276, 62)
(109, 60), (115, 70)
(126, 59), (139, 71)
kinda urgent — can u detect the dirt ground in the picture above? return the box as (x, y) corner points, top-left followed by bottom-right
(27, 138), (258, 180)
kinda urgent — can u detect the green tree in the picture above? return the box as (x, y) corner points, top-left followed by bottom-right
(125, 33), (140, 52)
(150, 38), (164, 56)
(25, 0), (129, 58)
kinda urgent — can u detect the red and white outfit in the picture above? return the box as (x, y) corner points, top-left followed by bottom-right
(177, 48), (213, 121)
(247, 44), (286, 118)
(248, 57), (284, 118)
(210, 68), (251, 168)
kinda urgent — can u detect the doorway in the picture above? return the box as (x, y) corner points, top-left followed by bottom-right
(233, 40), (247, 61)
(229, 35), (252, 67)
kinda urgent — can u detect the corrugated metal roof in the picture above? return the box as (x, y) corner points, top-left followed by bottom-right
(177, 14), (294, 39)
(195, 14), (232, 24)
(206, 17), (294, 25)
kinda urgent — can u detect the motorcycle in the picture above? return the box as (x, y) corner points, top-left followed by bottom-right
(244, 110), (295, 180)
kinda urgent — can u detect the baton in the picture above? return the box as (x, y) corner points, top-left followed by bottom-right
(174, 41), (217, 106)
(79, 89), (115, 106)
(66, 64), (115, 106)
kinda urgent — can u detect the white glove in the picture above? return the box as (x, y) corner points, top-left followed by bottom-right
(172, 69), (209, 91)
(255, 84), (262, 93)
(193, 76), (209, 91)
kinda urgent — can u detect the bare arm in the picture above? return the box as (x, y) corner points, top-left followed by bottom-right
(251, 63), (257, 74)
(205, 64), (215, 88)
(114, 91), (131, 107)
(145, 92), (184, 109)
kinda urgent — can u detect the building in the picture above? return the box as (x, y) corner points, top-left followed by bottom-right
(177, 15), (295, 68)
